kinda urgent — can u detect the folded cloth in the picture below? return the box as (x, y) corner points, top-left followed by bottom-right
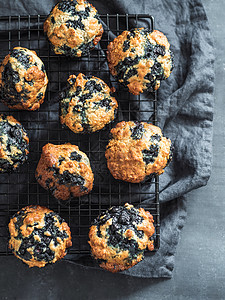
(0, 0), (214, 277)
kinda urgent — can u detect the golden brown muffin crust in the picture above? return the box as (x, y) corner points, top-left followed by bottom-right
(89, 203), (155, 273)
(0, 47), (48, 110)
(44, 0), (103, 57)
(107, 28), (174, 95)
(8, 205), (72, 268)
(36, 143), (94, 200)
(60, 73), (118, 133)
(0, 114), (29, 172)
(105, 121), (172, 183)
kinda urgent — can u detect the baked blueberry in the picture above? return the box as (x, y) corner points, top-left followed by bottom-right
(0, 47), (48, 110)
(105, 121), (172, 183)
(0, 114), (29, 172)
(36, 143), (94, 201)
(60, 73), (118, 133)
(44, 0), (103, 57)
(107, 28), (174, 95)
(8, 205), (72, 268)
(89, 203), (155, 273)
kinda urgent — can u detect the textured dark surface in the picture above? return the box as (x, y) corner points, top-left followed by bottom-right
(0, 0), (223, 299)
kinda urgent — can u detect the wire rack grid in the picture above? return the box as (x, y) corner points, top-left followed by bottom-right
(0, 14), (160, 257)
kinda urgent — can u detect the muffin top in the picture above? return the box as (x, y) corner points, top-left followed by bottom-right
(8, 205), (72, 268)
(60, 73), (118, 133)
(89, 203), (155, 273)
(0, 47), (48, 110)
(107, 28), (174, 95)
(0, 114), (29, 172)
(105, 121), (172, 183)
(36, 143), (94, 201)
(44, 0), (103, 57)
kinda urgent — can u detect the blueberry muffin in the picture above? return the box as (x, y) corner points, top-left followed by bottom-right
(89, 203), (155, 273)
(36, 143), (94, 201)
(105, 121), (172, 183)
(44, 0), (103, 57)
(8, 205), (72, 268)
(60, 73), (118, 133)
(107, 28), (174, 95)
(0, 114), (29, 173)
(0, 47), (48, 110)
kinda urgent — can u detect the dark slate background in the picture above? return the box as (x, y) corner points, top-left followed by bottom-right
(0, 0), (224, 298)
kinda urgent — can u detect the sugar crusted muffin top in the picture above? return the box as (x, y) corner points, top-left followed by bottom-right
(0, 114), (29, 173)
(89, 203), (155, 273)
(107, 28), (174, 95)
(8, 205), (72, 268)
(36, 143), (94, 201)
(105, 121), (172, 183)
(0, 47), (48, 110)
(44, 0), (103, 57)
(60, 73), (118, 133)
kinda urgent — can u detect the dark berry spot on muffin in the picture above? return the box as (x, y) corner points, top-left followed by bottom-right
(150, 134), (161, 142)
(11, 49), (31, 70)
(80, 185), (88, 192)
(37, 92), (43, 100)
(80, 92), (92, 100)
(144, 73), (154, 83)
(58, 156), (65, 165)
(115, 57), (139, 81)
(123, 40), (130, 52)
(127, 29), (136, 39)
(78, 7), (91, 18)
(2, 63), (20, 84)
(142, 144), (159, 165)
(93, 97), (112, 111)
(123, 68), (138, 83)
(17, 242), (33, 261)
(60, 100), (70, 116)
(154, 44), (166, 56)
(48, 166), (85, 188)
(70, 151), (82, 161)
(130, 123), (145, 140)
(57, 1), (77, 14)
(45, 178), (53, 188)
(58, 44), (76, 56)
(51, 16), (55, 24)
(68, 76), (77, 86)
(74, 86), (82, 95)
(151, 62), (164, 79)
(143, 42), (154, 59)
(27, 80), (34, 86)
(1, 63), (22, 104)
(84, 80), (102, 93)
(58, 170), (85, 187)
(65, 19), (85, 31)
(72, 104), (82, 113)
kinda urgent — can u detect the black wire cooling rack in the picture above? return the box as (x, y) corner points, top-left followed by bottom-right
(0, 14), (160, 257)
